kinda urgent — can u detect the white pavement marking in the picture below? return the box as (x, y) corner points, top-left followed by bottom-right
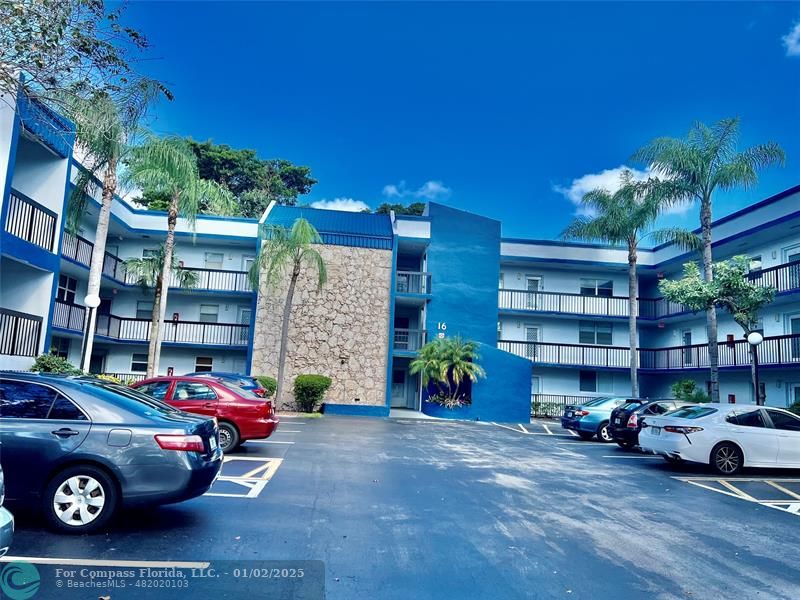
(601, 455), (662, 459)
(519, 424), (529, 434)
(274, 430), (303, 433)
(492, 422), (530, 434)
(765, 481), (800, 501)
(567, 429), (579, 437)
(0, 557), (210, 568)
(247, 440), (294, 444)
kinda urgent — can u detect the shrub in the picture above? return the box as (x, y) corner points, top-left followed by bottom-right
(789, 402), (800, 416)
(31, 354), (82, 375)
(256, 375), (277, 398)
(95, 374), (122, 384)
(293, 374), (332, 412)
(410, 337), (486, 408)
(671, 379), (710, 404)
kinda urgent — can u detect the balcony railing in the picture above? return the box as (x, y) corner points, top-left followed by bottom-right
(62, 233), (128, 282)
(499, 334), (800, 370)
(396, 271), (432, 295)
(749, 260), (800, 294)
(4, 189), (57, 252)
(170, 268), (251, 292)
(51, 300), (86, 331)
(0, 308), (43, 357)
(394, 328), (427, 352)
(531, 393), (594, 418)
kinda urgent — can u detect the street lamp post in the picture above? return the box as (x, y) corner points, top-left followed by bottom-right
(80, 293), (102, 372)
(746, 331), (764, 406)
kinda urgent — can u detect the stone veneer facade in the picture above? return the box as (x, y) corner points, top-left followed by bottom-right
(251, 244), (393, 411)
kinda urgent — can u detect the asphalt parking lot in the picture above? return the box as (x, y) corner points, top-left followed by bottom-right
(4, 415), (800, 599)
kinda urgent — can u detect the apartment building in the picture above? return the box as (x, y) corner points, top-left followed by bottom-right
(2, 91), (798, 422)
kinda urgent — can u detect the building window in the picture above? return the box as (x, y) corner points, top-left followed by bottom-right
(57, 274), (77, 304)
(242, 255), (256, 272)
(199, 304), (219, 323)
(205, 252), (224, 269)
(580, 278), (613, 297)
(579, 321), (612, 345)
(579, 370), (613, 393)
(131, 353), (148, 372)
(142, 248), (158, 258)
(749, 255), (762, 272)
(50, 336), (71, 359)
(195, 356), (213, 372)
(136, 301), (154, 320)
(498, 272), (504, 289)
(497, 321), (503, 339)
(579, 370), (596, 392)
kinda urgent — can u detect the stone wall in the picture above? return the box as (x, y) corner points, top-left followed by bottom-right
(251, 244), (392, 410)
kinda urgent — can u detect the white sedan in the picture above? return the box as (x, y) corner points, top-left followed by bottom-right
(639, 403), (800, 475)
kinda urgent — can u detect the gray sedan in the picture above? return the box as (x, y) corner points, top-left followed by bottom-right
(0, 373), (223, 534)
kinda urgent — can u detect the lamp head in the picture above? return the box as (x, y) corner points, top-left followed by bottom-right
(84, 294), (101, 309)
(746, 331), (763, 346)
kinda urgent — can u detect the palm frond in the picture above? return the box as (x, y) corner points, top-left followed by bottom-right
(648, 227), (702, 252)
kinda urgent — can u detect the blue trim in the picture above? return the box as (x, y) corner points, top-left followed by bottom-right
(502, 237), (655, 252)
(395, 291), (432, 299)
(322, 403), (390, 417)
(500, 255), (659, 270)
(384, 234), (399, 408)
(395, 215), (430, 222)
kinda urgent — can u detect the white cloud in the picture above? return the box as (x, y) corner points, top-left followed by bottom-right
(381, 179), (451, 201)
(310, 197), (370, 212)
(783, 22), (800, 56)
(553, 165), (693, 217)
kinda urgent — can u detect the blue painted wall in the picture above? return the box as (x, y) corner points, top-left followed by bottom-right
(421, 203), (531, 423)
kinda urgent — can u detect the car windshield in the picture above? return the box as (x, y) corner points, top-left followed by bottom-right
(667, 406), (717, 419)
(81, 380), (181, 415)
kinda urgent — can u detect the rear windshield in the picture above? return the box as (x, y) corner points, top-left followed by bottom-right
(620, 401), (644, 411)
(80, 380), (181, 415)
(667, 406), (717, 419)
(583, 397), (613, 407)
(219, 382), (261, 399)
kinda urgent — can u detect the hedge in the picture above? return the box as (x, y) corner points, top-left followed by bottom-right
(294, 374), (332, 413)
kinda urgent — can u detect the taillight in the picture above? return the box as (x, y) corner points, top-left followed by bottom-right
(664, 426), (703, 434)
(574, 410), (589, 417)
(155, 434), (205, 453)
(627, 413), (638, 429)
(259, 400), (273, 417)
(254, 388), (265, 397)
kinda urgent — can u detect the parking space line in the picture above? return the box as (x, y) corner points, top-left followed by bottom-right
(717, 480), (758, 501)
(601, 455), (662, 459)
(0, 557), (210, 568)
(519, 424), (530, 434)
(248, 440), (294, 444)
(765, 481), (800, 501)
(541, 423), (553, 435)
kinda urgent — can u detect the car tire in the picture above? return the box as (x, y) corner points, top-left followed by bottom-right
(43, 465), (118, 534)
(616, 440), (636, 450)
(218, 421), (240, 453)
(578, 431), (594, 441)
(710, 442), (743, 476)
(597, 422), (613, 443)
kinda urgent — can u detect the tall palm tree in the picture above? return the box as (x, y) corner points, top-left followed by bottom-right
(562, 171), (699, 397)
(125, 246), (197, 355)
(249, 218), (327, 409)
(410, 337), (486, 408)
(125, 136), (236, 377)
(633, 118), (784, 402)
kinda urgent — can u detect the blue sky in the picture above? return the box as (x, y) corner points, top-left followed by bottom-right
(124, 1), (800, 240)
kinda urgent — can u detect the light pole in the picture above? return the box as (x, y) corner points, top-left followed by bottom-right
(80, 293), (101, 372)
(746, 331), (764, 405)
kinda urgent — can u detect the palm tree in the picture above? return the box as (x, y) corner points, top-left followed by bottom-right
(249, 218), (327, 409)
(125, 136), (236, 377)
(410, 337), (486, 408)
(562, 171), (699, 397)
(125, 246), (198, 354)
(633, 118), (784, 402)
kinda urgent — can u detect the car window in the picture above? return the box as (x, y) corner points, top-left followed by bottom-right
(582, 397), (612, 407)
(48, 396), (87, 420)
(80, 380), (181, 415)
(669, 406), (717, 419)
(728, 409), (767, 428)
(137, 381), (171, 401)
(219, 382), (260, 399)
(0, 380), (59, 419)
(174, 382), (217, 401)
(766, 410), (800, 432)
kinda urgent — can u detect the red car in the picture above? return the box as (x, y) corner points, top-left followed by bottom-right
(131, 376), (279, 452)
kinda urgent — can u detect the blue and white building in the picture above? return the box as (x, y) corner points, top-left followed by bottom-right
(2, 92), (799, 422)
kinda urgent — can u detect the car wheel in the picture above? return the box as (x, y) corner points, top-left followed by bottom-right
(43, 465), (118, 534)
(711, 442), (743, 476)
(218, 421), (240, 453)
(597, 422), (613, 443)
(578, 431), (594, 441)
(616, 440), (636, 450)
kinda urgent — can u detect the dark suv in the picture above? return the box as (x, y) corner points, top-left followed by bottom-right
(610, 399), (693, 449)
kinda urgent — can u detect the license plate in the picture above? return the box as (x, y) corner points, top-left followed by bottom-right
(566, 411), (573, 418)
(651, 426), (661, 436)
(209, 436), (218, 450)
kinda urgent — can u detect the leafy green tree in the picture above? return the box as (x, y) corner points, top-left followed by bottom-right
(410, 337), (486, 408)
(670, 379), (710, 404)
(562, 171), (699, 397)
(374, 202), (426, 216)
(125, 136), (235, 377)
(659, 256), (776, 405)
(634, 118), (785, 402)
(249, 218), (328, 409)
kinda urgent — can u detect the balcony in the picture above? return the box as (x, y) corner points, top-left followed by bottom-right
(498, 333), (800, 371)
(52, 300), (249, 347)
(394, 328), (427, 352)
(396, 271), (431, 295)
(3, 189), (58, 252)
(0, 308), (43, 357)
(750, 260), (800, 295)
(171, 268), (251, 293)
(62, 233), (127, 282)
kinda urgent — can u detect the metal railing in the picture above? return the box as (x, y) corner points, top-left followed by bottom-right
(396, 271), (432, 295)
(749, 260), (800, 294)
(51, 300), (86, 332)
(531, 393), (594, 418)
(394, 328), (427, 352)
(4, 189), (57, 252)
(169, 267), (251, 292)
(499, 333), (800, 370)
(0, 308), (42, 357)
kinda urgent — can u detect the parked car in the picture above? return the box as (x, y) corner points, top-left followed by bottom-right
(639, 403), (800, 475)
(610, 399), (696, 449)
(0, 373), (223, 534)
(184, 371), (267, 397)
(132, 376), (279, 452)
(561, 397), (630, 441)
(0, 464), (13, 556)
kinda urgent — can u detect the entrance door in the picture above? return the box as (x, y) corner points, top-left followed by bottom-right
(525, 325), (539, 359)
(391, 370), (407, 408)
(95, 295), (113, 336)
(238, 307), (252, 345)
(791, 316), (800, 360)
(682, 330), (692, 365)
(788, 250), (800, 289)
(526, 277), (541, 310)
(88, 352), (105, 375)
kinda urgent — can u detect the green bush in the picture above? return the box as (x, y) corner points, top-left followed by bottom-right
(293, 374), (332, 412)
(788, 402), (800, 416)
(256, 376), (277, 398)
(671, 379), (710, 404)
(31, 353), (82, 375)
